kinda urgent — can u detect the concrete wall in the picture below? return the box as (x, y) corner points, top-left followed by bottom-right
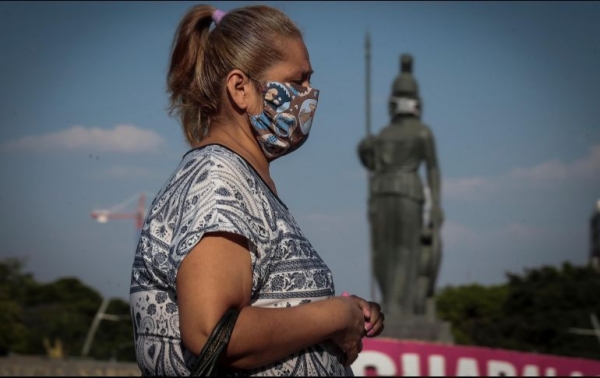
(0, 356), (141, 376)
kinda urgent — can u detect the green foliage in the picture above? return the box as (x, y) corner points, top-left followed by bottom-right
(90, 299), (136, 362)
(436, 283), (508, 346)
(0, 257), (135, 361)
(436, 262), (600, 360)
(0, 258), (33, 355)
(0, 295), (29, 355)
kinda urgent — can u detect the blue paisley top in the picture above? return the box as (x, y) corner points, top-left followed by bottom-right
(129, 144), (352, 376)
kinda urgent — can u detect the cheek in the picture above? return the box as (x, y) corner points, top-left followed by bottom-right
(247, 96), (265, 116)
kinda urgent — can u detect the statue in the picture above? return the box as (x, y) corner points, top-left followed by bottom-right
(591, 199), (600, 271)
(43, 337), (64, 359)
(358, 54), (443, 318)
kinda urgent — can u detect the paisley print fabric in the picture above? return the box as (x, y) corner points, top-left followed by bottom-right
(130, 144), (351, 376)
(249, 81), (319, 160)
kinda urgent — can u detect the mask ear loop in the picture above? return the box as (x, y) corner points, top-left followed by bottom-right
(242, 71), (265, 119)
(244, 71), (264, 94)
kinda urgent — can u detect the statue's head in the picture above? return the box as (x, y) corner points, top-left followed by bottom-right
(388, 54), (422, 120)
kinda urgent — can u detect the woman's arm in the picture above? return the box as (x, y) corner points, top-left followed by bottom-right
(176, 231), (367, 370)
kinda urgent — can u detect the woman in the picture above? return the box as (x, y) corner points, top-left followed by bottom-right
(130, 4), (385, 376)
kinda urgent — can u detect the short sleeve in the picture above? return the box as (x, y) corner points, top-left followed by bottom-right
(167, 154), (272, 297)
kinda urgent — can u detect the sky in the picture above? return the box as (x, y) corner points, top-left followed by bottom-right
(1, 1), (599, 302)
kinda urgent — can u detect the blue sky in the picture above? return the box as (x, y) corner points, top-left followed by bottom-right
(1, 1), (599, 301)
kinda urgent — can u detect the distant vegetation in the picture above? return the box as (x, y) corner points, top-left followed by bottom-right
(1, 257), (599, 362)
(436, 262), (600, 361)
(0, 258), (135, 361)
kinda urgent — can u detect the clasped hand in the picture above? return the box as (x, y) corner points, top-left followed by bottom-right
(330, 293), (384, 366)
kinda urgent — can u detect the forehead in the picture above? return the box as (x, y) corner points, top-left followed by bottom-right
(284, 38), (311, 68)
(268, 38), (312, 77)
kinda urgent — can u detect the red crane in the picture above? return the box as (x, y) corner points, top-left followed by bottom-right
(90, 192), (151, 230)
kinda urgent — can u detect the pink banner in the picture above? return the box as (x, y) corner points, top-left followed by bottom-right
(351, 337), (600, 376)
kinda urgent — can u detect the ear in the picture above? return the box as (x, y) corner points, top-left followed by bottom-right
(225, 69), (259, 112)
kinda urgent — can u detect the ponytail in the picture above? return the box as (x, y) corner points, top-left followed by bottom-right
(167, 4), (215, 143)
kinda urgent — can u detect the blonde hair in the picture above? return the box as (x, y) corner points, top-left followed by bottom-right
(167, 4), (303, 145)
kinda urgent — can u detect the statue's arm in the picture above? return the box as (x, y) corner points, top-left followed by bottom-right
(423, 127), (443, 226)
(358, 135), (376, 171)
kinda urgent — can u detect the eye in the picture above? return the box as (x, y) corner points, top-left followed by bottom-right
(294, 78), (312, 87)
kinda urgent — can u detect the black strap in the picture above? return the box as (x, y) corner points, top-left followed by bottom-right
(190, 308), (240, 376)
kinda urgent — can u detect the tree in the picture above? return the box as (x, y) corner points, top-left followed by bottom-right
(0, 257), (136, 361)
(0, 258), (35, 355)
(499, 262), (600, 360)
(435, 283), (508, 346)
(20, 277), (103, 356)
(435, 262), (600, 360)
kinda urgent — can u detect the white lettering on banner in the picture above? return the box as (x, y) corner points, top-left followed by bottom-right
(350, 344), (600, 377)
(428, 355), (445, 377)
(456, 357), (480, 376)
(352, 351), (397, 376)
(523, 364), (540, 376)
(545, 367), (557, 376)
(488, 361), (517, 376)
(401, 353), (420, 376)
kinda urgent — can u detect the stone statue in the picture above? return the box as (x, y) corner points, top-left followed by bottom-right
(358, 54), (443, 318)
(590, 199), (600, 271)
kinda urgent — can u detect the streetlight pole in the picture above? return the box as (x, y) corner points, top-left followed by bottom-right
(81, 298), (125, 357)
(568, 313), (600, 350)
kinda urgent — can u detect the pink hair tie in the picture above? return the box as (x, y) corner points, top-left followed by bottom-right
(212, 9), (226, 25)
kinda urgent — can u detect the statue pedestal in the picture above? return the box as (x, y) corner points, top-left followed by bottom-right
(380, 315), (454, 344)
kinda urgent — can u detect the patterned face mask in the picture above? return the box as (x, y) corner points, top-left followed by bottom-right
(248, 81), (319, 161)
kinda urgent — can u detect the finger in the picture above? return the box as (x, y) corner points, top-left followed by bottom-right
(351, 295), (371, 318)
(366, 302), (382, 324)
(364, 320), (373, 334)
(367, 319), (383, 337)
(368, 315), (385, 337)
(345, 350), (358, 366)
(363, 302), (381, 333)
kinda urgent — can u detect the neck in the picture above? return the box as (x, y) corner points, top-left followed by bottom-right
(194, 117), (277, 194)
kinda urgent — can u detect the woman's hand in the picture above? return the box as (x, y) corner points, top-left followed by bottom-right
(363, 300), (384, 338)
(342, 292), (385, 338)
(328, 295), (369, 366)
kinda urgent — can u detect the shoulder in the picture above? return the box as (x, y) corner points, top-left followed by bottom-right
(179, 145), (266, 222)
(179, 144), (254, 192)
(182, 144), (248, 175)
(155, 145), (265, 255)
(147, 145), (255, 228)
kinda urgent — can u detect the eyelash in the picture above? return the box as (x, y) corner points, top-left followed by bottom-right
(295, 76), (312, 85)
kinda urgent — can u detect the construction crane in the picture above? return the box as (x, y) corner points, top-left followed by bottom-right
(90, 192), (152, 231)
(84, 191), (153, 358)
